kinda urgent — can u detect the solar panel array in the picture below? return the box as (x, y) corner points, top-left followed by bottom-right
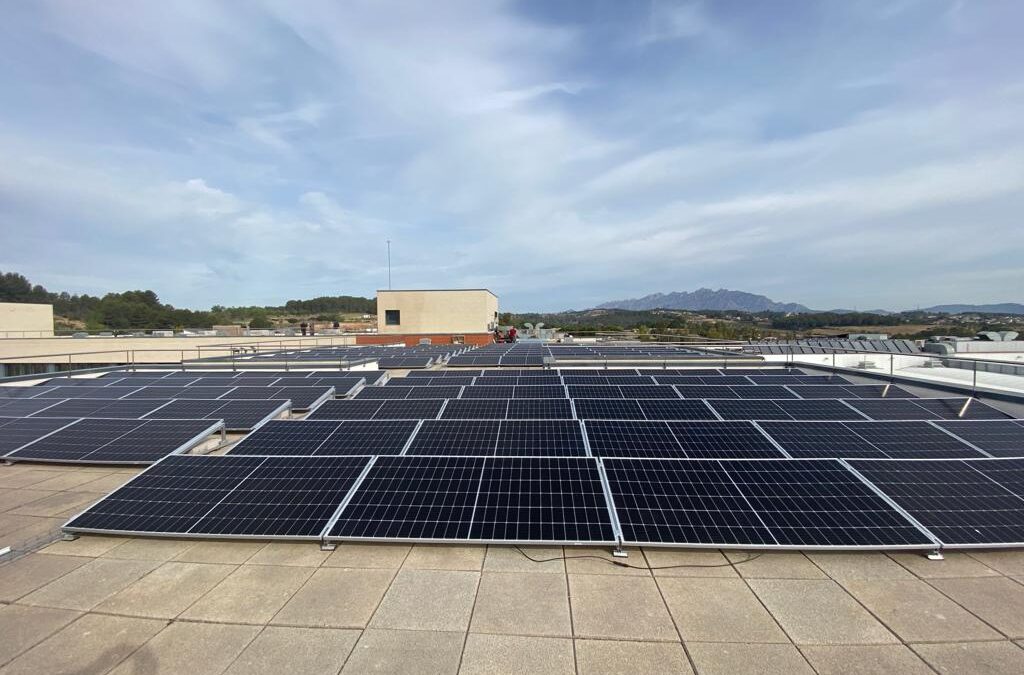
(54, 364), (1024, 551)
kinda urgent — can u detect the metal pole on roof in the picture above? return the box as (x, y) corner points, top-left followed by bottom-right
(387, 239), (392, 290)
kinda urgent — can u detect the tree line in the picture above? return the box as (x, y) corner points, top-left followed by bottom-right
(0, 271), (376, 331)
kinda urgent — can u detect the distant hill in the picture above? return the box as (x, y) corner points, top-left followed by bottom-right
(594, 288), (811, 313)
(922, 303), (1024, 315)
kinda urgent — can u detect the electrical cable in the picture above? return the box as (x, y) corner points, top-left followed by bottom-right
(514, 545), (763, 570)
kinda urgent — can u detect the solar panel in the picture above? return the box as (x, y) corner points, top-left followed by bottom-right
(849, 458), (1024, 546)
(636, 400), (717, 421)
(912, 399), (1010, 420)
(708, 400), (794, 420)
(759, 421), (983, 459)
(31, 399), (172, 419)
(585, 421), (685, 457)
(724, 459), (935, 547)
(935, 420), (1024, 457)
(461, 386), (514, 399)
(573, 399), (645, 420)
(603, 458), (776, 546)
(773, 400), (866, 420)
(0, 386), (58, 399)
(355, 386), (411, 399)
(496, 420), (587, 456)
(674, 386), (737, 399)
(191, 377), (280, 387)
(142, 399), (288, 431)
(230, 420), (341, 454)
(306, 400), (384, 420)
(0, 398), (65, 416)
(506, 399), (575, 420)
(126, 386), (234, 400)
(440, 399), (510, 419)
(667, 421), (784, 459)
(317, 421), (419, 455)
(6, 418), (221, 464)
(513, 385), (566, 399)
(468, 457), (614, 542)
(371, 399), (445, 420)
(620, 385), (681, 399)
(65, 455), (371, 538)
(603, 458), (934, 548)
(566, 385), (623, 399)
(405, 385), (462, 399)
(0, 417), (78, 455)
(35, 386), (138, 400)
(231, 420), (418, 456)
(329, 455), (485, 539)
(406, 420), (501, 455)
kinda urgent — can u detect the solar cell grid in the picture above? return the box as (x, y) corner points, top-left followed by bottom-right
(306, 399), (384, 420)
(0, 417), (78, 455)
(724, 459), (934, 547)
(774, 400), (866, 421)
(566, 385), (622, 399)
(406, 420), (501, 455)
(496, 420), (586, 456)
(32, 399), (172, 419)
(585, 421), (684, 457)
(604, 458), (776, 546)
(189, 455), (370, 537)
(636, 400), (717, 421)
(845, 399), (943, 420)
(36, 386), (138, 400)
(461, 386), (513, 399)
(912, 399), (1010, 420)
(513, 385), (566, 399)
(936, 421), (1024, 457)
(66, 455), (265, 534)
(0, 387), (57, 399)
(708, 400), (793, 421)
(674, 386), (737, 399)
(507, 399), (575, 420)
(849, 459), (1024, 546)
(355, 386), (411, 399)
(230, 420), (340, 455)
(141, 399), (288, 431)
(573, 399), (645, 420)
(469, 457), (614, 542)
(330, 455), (485, 540)
(619, 385), (681, 399)
(0, 398), (65, 416)
(373, 399), (445, 420)
(667, 422), (784, 459)
(7, 418), (220, 464)
(440, 399), (510, 419)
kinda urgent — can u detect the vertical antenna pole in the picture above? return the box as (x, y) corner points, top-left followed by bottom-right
(387, 239), (392, 290)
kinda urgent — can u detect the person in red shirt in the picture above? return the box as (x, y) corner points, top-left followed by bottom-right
(508, 326), (518, 342)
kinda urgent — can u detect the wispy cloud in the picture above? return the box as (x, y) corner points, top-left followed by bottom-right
(1, 0), (1022, 311)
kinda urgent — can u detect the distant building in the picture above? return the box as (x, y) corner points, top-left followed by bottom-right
(0, 302), (54, 337)
(368, 289), (499, 346)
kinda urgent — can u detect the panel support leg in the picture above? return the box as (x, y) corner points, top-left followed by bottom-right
(612, 547), (628, 559)
(926, 548), (944, 561)
(320, 541), (337, 552)
(62, 533), (79, 542)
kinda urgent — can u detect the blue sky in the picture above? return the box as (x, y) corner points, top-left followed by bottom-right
(1, 0), (1022, 312)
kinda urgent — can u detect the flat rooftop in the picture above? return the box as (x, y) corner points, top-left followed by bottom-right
(1, 461), (1024, 674)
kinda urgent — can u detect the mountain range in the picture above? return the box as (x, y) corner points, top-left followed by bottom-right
(593, 288), (1024, 315)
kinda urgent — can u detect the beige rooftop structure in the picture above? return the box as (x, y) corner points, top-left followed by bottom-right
(0, 302), (54, 338)
(376, 289), (498, 336)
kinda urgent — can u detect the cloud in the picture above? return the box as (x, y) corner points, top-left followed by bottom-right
(1, 0), (1022, 312)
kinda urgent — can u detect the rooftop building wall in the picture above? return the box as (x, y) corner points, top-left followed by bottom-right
(376, 289), (498, 335)
(0, 302), (54, 337)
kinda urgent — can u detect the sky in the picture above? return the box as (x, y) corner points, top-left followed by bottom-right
(1, 0), (1022, 312)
